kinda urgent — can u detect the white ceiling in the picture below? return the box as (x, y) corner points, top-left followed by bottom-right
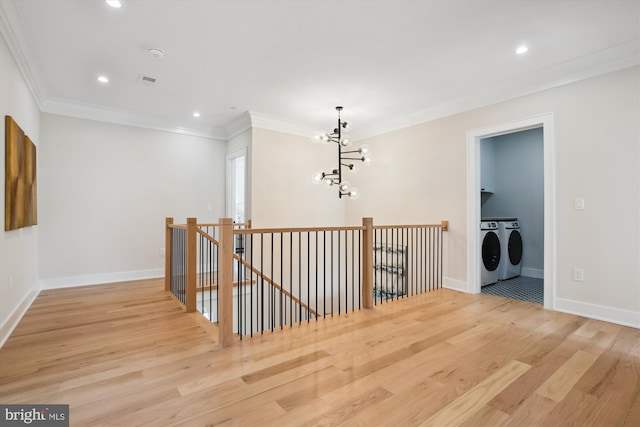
(1, 0), (638, 140)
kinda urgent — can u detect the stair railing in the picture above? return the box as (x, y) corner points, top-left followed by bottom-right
(166, 217), (448, 346)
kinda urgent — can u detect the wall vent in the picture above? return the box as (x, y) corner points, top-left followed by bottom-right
(139, 75), (157, 86)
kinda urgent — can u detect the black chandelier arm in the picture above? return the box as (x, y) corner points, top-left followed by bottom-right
(311, 106), (362, 200)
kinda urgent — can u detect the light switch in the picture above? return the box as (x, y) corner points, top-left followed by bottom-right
(574, 197), (585, 210)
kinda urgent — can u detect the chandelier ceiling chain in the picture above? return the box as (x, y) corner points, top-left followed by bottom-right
(311, 106), (370, 199)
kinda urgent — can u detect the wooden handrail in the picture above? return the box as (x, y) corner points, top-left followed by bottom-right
(168, 224), (187, 230)
(198, 221), (252, 228)
(196, 228), (220, 245)
(234, 225), (366, 235)
(231, 252), (318, 317)
(372, 222), (449, 230)
(196, 227), (318, 317)
(167, 216), (449, 345)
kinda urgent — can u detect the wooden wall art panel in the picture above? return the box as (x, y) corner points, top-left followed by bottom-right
(5, 116), (37, 231)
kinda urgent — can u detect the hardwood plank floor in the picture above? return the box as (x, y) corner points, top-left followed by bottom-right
(1, 278), (639, 426)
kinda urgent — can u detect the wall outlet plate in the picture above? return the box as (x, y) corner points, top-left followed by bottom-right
(573, 267), (584, 281)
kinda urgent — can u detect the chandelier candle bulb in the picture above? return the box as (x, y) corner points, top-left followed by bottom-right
(311, 106), (370, 198)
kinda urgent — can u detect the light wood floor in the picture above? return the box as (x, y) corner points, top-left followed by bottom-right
(1, 279), (639, 426)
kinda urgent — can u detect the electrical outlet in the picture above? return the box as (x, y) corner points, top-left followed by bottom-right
(573, 267), (584, 282)
(574, 197), (585, 210)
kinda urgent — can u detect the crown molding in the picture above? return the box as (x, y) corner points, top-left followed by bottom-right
(42, 97), (228, 140)
(248, 111), (318, 139)
(356, 40), (640, 141)
(2, 0), (636, 144)
(224, 111), (252, 140)
(0, 0), (46, 109)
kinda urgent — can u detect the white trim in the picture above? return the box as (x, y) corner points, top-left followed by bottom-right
(355, 41), (639, 141)
(226, 148), (248, 221)
(249, 111), (318, 138)
(521, 268), (544, 280)
(466, 113), (556, 311)
(42, 98), (228, 140)
(443, 277), (467, 292)
(0, 0), (46, 109)
(39, 268), (163, 290)
(555, 298), (640, 329)
(0, 286), (40, 349)
(225, 112), (252, 140)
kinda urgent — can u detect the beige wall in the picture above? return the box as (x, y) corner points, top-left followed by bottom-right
(345, 66), (639, 325)
(251, 128), (347, 228)
(38, 114), (227, 288)
(0, 34), (41, 345)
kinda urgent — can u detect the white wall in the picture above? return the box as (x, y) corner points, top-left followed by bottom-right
(482, 128), (545, 276)
(346, 66), (639, 326)
(0, 33), (41, 345)
(251, 128), (347, 228)
(38, 114), (227, 288)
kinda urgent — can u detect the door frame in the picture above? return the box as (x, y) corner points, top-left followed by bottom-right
(466, 113), (556, 309)
(226, 148), (248, 222)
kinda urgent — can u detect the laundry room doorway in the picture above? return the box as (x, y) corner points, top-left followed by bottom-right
(466, 114), (556, 309)
(480, 128), (544, 304)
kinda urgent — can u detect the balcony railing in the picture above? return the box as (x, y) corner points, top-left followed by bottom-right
(166, 217), (448, 346)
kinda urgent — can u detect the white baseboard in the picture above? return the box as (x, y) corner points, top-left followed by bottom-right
(0, 286), (40, 349)
(39, 268), (164, 290)
(555, 297), (640, 329)
(521, 267), (544, 279)
(443, 277), (468, 293)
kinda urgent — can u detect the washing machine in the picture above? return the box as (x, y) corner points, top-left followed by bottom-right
(498, 220), (522, 280)
(480, 221), (501, 286)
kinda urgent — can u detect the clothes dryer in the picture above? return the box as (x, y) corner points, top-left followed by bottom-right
(480, 221), (501, 286)
(498, 220), (522, 280)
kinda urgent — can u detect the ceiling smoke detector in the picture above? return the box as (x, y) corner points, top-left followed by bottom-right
(148, 48), (165, 59)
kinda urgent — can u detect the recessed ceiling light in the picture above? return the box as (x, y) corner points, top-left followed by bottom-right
(193, 112), (201, 118)
(516, 45), (529, 55)
(106, 0), (122, 8)
(97, 75), (109, 83)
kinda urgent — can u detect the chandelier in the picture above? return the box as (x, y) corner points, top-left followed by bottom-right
(311, 106), (370, 199)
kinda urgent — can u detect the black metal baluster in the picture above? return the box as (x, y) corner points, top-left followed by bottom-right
(306, 231), (310, 322)
(315, 231), (318, 320)
(323, 231), (326, 318)
(430, 227), (434, 292)
(249, 233), (253, 336)
(331, 230), (334, 316)
(358, 229), (361, 310)
(260, 234), (264, 334)
(373, 228), (378, 306)
(351, 230), (354, 312)
(298, 232), (302, 324)
(338, 230), (341, 314)
(439, 227), (443, 289)
(289, 232), (293, 325)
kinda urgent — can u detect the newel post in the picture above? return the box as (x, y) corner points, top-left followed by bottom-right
(185, 217), (197, 313)
(165, 217), (173, 292)
(218, 218), (234, 346)
(362, 217), (374, 309)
